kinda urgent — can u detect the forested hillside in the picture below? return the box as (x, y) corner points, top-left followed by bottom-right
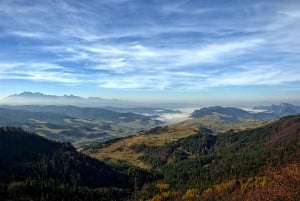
(141, 115), (300, 200)
(0, 127), (156, 201)
(88, 115), (300, 200)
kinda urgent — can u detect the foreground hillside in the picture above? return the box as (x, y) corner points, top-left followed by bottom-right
(0, 127), (156, 201)
(145, 115), (300, 200)
(86, 115), (300, 200)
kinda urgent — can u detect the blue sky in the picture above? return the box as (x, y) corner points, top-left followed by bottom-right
(0, 0), (300, 105)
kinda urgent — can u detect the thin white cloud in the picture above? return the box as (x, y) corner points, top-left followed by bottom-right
(208, 66), (300, 87)
(0, 0), (300, 94)
(44, 38), (264, 75)
(278, 10), (300, 19)
(10, 31), (49, 39)
(0, 62), (83, 85)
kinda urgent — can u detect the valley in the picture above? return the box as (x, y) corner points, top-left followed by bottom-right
(0, 106), (162, 146)
(1, 92), (300, 200)
(1, 112), (300, 201)
(2, 92), (299, 148)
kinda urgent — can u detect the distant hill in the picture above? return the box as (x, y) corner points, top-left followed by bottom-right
(253, 103), (300, 116)
(104, 106), (177, 116)
(0, 107), (162, 145)
(190, 105), (299, 122)
(191, 106), (252, 121)
(4, 105), (159, 124)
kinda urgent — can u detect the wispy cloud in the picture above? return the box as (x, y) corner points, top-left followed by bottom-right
(0, 0), (300, 99)
(208, 66), (300, 87)
(0, 62), (83, 85)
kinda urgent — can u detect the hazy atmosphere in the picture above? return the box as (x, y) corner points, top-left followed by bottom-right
(0, 0), (300, 105)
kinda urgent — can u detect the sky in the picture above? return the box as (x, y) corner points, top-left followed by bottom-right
(0, 0), (300, 105)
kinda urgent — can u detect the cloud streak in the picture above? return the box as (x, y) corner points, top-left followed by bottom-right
(0, 0), (299, 101)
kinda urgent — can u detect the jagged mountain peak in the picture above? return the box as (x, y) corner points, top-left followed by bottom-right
(9, 91), (82, 99)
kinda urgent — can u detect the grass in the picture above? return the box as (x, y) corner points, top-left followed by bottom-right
(89, 117), (269, 169)
(180, 113), (268, 133)
(90, 124), (197, 169)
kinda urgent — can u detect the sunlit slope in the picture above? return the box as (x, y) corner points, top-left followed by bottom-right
(86, 116), (268, 169)
(87, 124), (197, 169)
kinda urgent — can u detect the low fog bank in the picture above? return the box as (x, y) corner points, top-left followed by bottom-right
(155, 108), (196, 124)
(242, 108), (267, 113)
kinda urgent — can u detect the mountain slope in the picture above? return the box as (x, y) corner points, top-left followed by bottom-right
(86, 117), (267, 169)
(85, 115), (300, 200)
(86, 124), (198, 169)
(0, 127), (128, 186)
(0, 127), (135, 200)
(191, 106), (251, 119)
(142, 115), (300, 200)
(191, 106), (277, 122)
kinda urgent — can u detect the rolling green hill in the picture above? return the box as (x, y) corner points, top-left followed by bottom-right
(4, 105), (159, 124)
(191, 106), (277, 121)
(0, 107), (161, 146)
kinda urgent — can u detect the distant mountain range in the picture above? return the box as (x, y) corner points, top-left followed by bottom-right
(0, 91), (191, 108)
(191, 103), (300, 122)
(0, 91), (135, 107)
(253, 103), (300, 116)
